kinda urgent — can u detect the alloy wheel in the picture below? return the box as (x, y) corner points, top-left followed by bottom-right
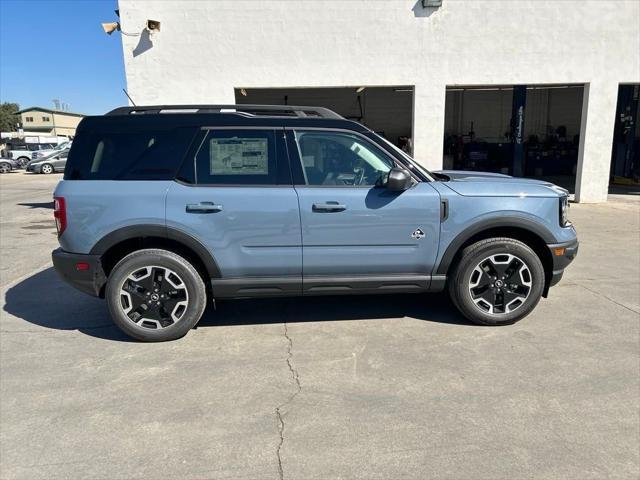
(468, 253), (532, 315)
(0, 164), (9, 174)
(119, 265), (189, 329)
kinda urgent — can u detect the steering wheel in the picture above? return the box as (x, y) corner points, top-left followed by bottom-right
(353, 166), (365, 186)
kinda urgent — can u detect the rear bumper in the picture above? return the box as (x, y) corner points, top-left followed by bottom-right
(52, 248), (106, 297)
(547, 239), (579, 287)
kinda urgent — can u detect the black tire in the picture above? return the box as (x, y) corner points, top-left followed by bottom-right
(40, 163), (54, 174)
(0, 162), (10, 174)
(448, 238), (545, 326)
(106, 249), (207, 342)
(17, 157), (29, 168)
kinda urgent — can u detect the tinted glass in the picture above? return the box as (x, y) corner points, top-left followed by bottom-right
(65, 127), (197, 180)
(194, 129), (278, 185)
(293, 131), (395, 186)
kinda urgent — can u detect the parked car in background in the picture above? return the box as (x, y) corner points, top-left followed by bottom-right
(0, 157), (19, 174)
(52, 104), (578, 342)
(7, 143), (57, 167)
(26, 148), (69, 174)
(31, 141), (72, 160)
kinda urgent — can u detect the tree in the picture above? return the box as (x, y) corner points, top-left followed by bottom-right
(0, 103), (20, 132)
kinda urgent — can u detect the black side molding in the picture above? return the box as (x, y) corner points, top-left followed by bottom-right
(210, 274), (447, 299)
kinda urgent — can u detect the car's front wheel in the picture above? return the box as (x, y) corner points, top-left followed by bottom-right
(16, 157), (29, 168)
(448, 238), (545, 326)
(0, 162), (11, 174)
(40, 163), (54, 174)
(106, 249), (207, 341)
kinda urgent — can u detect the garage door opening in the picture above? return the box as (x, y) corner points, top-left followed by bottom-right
(235, 87), (414, 154)
(609, 84), (640, 194)
(443, 84), (585, 193)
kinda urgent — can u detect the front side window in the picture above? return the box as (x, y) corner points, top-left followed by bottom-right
(293, 131), (395, 186)
(194, 129), (278, 185)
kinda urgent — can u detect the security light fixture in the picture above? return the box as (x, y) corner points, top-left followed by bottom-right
(356, 87), (365, 93)
(102, 22), (120, 35)
(146, 20), (161, 34)
(422, 0), (443, 6)
(240, 89), (248, 97)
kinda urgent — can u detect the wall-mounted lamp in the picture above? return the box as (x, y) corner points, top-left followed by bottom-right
(101, 19), (160, 37)
(356, 87), (365, 93)
(146, 20), (161, 34)
(240, 89), (248, 97)
(102, 22), (120, 35)
(422, 0), (442, 6)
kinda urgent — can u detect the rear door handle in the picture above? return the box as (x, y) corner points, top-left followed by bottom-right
(312, 202), (347, 213)
(186, 202), (223, 213)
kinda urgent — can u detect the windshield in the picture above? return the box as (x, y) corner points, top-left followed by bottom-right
(54, 142), (70, 151)
(374, 134), (435, 181)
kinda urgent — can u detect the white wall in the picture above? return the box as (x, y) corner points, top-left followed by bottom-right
(119, 0), (640, 202)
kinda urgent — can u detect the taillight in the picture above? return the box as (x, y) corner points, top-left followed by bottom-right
(53, 196), (67, 236)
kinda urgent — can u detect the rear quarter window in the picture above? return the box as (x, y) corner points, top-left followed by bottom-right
(65, 126), (197, 180)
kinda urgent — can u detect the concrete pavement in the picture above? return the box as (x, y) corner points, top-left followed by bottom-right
(1, 172), (638, 479)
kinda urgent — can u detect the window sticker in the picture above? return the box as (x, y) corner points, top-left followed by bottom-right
(209, 137), (269, 175)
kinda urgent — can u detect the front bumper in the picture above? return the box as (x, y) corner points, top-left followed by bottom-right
(547, 239), (579, 287)
(52, 248), (107, 297)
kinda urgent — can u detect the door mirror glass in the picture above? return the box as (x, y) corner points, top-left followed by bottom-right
(386, 167), (412, 191)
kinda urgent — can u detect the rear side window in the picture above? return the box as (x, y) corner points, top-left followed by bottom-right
(193, 129), (280, 185)
(65, 127), (197, 180)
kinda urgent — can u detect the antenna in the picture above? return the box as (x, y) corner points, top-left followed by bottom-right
(122, 88), (137, 106)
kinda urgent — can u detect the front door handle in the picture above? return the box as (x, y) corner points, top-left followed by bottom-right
(312, 202), (347, 213)
(186, 202), (223, 213)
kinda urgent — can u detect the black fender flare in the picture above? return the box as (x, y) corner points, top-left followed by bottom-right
(435, 216), (556, 275)
(89, 224), (221, 278)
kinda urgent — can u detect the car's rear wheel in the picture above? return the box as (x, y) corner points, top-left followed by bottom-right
(40, 163), (53, 174)
(0, 163), (10, 174)
(17, 157), (29, 168)
(448, 238), (545, 326)
(106, 249), (207, 341)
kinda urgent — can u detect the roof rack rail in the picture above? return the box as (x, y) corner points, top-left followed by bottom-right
(106, 104), (344, 120)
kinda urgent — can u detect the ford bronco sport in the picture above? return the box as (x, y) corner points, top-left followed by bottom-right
(52, 105), (578, 342)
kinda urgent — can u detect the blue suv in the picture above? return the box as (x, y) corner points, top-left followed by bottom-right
(52, 105), (578, 341)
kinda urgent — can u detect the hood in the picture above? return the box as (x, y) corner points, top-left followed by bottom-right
(434, 170), (568, 198)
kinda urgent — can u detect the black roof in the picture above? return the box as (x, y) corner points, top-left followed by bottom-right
(81, 104), (367, 132)
(107, 104), (344, 119)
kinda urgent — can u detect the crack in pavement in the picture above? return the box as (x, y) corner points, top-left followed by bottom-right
(569, 282), (640, 314)
(275, 322), (301, 480)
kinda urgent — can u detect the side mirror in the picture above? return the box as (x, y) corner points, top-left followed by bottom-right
(386, 167), (412, 191)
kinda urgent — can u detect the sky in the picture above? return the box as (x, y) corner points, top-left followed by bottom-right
(0, 0), (127, 115)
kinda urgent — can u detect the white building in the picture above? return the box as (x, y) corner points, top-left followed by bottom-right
(118, 0), (640, 202)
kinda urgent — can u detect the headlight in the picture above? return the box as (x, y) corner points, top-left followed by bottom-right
(560, 196), (571, 227)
